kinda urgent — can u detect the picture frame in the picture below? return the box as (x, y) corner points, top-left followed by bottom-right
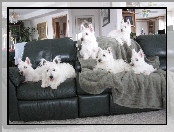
(101, 9), (110, 27)
(75, 15), (95, 32)
(124, 16), (133, 25)
(75, 15), (95, 40)
(37, 22), (48, 40)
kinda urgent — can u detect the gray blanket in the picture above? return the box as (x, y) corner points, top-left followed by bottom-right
(77, 36), (166, 109)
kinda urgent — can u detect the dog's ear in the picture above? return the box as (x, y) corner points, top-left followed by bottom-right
(98, 47), (102, 51)
(132, 49), (137, 54)
(53, 56), (61, 64)
(138, 49), (144, 58)
(107, 47), (112, 54)
(18, 58), (22, 63)
(127, 19), (131, 25)
(43, 60), (46, 65)
(25, 57), (31, 65)
(40, 58), (47, 66)
(88, 24), (94, 33)
(80, 24), (85, 31)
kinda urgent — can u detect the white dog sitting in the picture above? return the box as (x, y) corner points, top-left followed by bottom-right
(130, 49), (157, 75)
(79, 23), (99, 60)
(41, 56), (76, 89)
(107, 19), (132, 46)
(94, 47), (131, 74)
(35, 58), (50, 80)
(18, 57), (40, 82)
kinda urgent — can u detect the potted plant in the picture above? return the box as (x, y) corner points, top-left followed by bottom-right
(9, 21), (37, 43)
(19, 21), (37, 42)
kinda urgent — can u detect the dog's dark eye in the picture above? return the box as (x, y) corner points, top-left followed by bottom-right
(24, 66), (27, 69)
(53, 69), (55, 71)
(103, 54), (105, 57)
(136, 59), (138, 61)
(86, 33), (88, 35)
(47, 69), (49, 72)
(125, 26), (126, 28)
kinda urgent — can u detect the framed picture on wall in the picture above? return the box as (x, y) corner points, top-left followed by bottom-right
(37, 22), (48, 40)
(75, 15), (95, 40)
(124, 16), (133, 25)
(75, 15), (95, 32)
(101, 9), (110, 27)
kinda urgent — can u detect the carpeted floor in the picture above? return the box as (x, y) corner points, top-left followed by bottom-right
(9, 110), (166, 124)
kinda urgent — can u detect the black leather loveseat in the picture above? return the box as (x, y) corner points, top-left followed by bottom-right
(9, 35), (166, 122)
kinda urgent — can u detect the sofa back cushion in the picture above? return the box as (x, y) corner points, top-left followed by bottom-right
(22, 38), (77, 69)
(136, 35), (166, 70)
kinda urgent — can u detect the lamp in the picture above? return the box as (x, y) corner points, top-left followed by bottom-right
(9, 9), (20, 24)
(142, 9), (149, 18)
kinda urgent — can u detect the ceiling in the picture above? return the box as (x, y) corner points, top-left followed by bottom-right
(2, 2), (173, 20)
(135, 9), (166, 19)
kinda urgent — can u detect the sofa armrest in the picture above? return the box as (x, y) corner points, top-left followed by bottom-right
(9, 79), (21, 121)
(75, 60), (81, 72)
(9, 67), (25, 87)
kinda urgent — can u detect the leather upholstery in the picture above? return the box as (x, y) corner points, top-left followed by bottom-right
(17, 79), (76, 100)
(136, 35), (166, 70)
(9, 79), (20, 121)
(18, 98), (78, 121)
(9, 67), (25, 86)
(22, 38), (77, 69)
(79, 94), (110, 117)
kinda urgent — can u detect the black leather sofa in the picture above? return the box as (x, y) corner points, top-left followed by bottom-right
(9, 35), (166, 122)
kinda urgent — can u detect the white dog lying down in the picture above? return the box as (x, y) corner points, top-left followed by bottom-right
(130, 49), (156, 75)
(94, 47), (131, 74)
(18, 57), (40, 82)
(41, 56), (76, 89)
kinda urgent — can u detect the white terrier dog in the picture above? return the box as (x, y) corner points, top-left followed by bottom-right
(79, 24), (99, 60)
(35, 58), (50, 80)
(41, 56), (76, 89)
(18, 57), (40, 82)
(94, 47), (131, 74)
(130, 49), (157, 75)
(107, 19), (132, 46)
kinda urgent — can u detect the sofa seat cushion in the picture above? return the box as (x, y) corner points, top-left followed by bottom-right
(17, 78), (76, 100)
(18, 97), (78, 121)
(79, 94), (110, 117)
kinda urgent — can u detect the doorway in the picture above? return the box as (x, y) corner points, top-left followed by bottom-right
(52, 14), (67, 39)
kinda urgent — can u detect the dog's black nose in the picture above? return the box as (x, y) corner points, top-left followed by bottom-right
(130, 63), (134, 66)
(98, 59), (102, 62)
(81, 38), (84, 41)
(20, 71), (23, 75)
(50, 76), (53, 79)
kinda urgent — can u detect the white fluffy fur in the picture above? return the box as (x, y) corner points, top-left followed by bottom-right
(79, 24), (99, 60)
(18, 57), (40, 82)
(130, 49), (156, 75)
(41, 56), (76, 89)
(94, 47), (131, 74)
(107, 19), (131, 46)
